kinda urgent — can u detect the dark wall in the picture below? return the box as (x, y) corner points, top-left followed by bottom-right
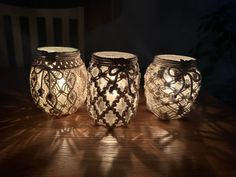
(86, 0), (211, 71)
(1, 0), (236, 106)
(0, 0), (85, 7)
(86, 0), (236, 94)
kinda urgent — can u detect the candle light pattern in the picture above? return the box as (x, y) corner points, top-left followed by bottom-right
(30, 47), (87, 116)
(87, 51), (140, 128)
(145, 55), (201, 120)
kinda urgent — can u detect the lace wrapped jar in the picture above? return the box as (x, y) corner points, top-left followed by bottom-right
(144, 55), (201, 120)
(30, 46), (87, 116)
(87, 51), (140, 128)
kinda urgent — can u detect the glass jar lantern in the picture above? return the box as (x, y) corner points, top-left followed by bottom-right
(30, 46), (87, 116)
(87, 51), (140, 128)
(144, 55), (201, 120)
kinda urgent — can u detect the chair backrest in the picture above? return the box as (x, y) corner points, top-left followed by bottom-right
(0, 3), (84, 68)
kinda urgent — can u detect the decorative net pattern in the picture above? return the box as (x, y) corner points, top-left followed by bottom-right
(145, 58), (201, 120)
(30, 53), (87, 116)
(87, 57), (140, 128)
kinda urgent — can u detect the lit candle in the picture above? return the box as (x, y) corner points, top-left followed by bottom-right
(30, 46), (87, 116)
(57, 78), (66, 89)
(145, 54), (201, 120)
(87, 51), (140, 128)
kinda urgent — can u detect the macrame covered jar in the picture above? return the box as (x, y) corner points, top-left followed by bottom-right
(145, 55), (201, 120)
(87, 51), (140, 128)
(30, 46), (87, 116)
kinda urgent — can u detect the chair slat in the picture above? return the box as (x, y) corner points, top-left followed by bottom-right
(62, 17), (69, 46)
(0, 16), (9, 67)
(78, 8), (85, 60)
(29, 16), (38, 58)
(0, 3), (85, 67)
(12, 16), (24, 67)
(45, 17), (54, 45)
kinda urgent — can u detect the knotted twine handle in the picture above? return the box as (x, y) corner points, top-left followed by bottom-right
(108, 58), (135, 96)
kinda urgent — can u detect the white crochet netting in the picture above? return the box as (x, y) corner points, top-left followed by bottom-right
(30, 47), (87, 116)
(87, 51), (140, 128)
(144, 55), (201, 120)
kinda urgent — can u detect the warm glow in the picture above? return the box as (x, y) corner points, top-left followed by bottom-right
(87, 51), (140, 128)
(30, 46), (87, 116)
(98, 135), (119, 175)
(57, 78), (66, 89)
(145, 54), (201, 120)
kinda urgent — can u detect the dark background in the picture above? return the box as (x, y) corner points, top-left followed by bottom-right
(1, 0), (236, 108)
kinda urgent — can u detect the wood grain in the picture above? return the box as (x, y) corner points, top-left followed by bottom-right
(0, 70), (236, 177)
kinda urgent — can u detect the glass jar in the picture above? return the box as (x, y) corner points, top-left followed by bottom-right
(87, 51), (140, 128)
(30, 46), (87, 116)
(145, 55), (201, 120)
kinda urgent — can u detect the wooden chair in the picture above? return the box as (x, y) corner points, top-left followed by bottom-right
(0, 3), (84, 68)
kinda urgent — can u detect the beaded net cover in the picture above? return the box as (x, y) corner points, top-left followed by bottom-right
(30, 47), (87, 116)
(87, 51), (140, 128)
(145, 55), (201, 120)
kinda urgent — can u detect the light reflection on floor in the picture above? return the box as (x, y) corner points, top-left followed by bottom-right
(98, 134), (119, 176)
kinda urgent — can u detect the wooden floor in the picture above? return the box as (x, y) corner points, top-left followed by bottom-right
(0, 69), (236, 177)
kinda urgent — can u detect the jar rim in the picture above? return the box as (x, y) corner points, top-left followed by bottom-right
(36, 46), (80, 59)
(37, 46), (78, 53)
(154, 54), (196, 62)
(153, 54), (197, 67)
(93, 51), (137, 60)
(33, 46), (83, 69)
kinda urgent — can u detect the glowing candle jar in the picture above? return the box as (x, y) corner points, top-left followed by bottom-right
(144, 55), (201, 120)
(30, 46), (87, 116)
(87, 51), (140, 128)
